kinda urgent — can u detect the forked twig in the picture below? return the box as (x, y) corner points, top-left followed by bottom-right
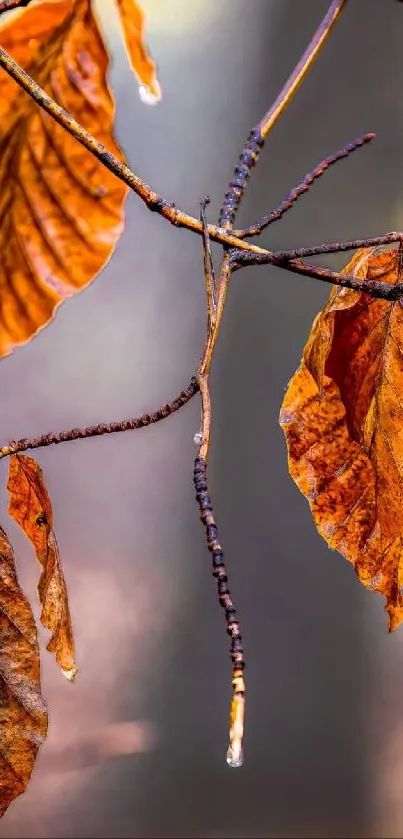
(0, 42), (269, 258)
(231, 232), (403, 300)
(235, 134), (375, 239)
(3, 0), (398, 772)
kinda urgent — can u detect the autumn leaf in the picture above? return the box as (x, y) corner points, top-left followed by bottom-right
(0, 0), (128, 359)
(116, 0), (161, 102)
(0, 524), (48, 818)
(7, 454), (77, 680)
(280, 246), (403, 630)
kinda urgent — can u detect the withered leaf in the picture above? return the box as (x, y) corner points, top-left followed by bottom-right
(0, 524), (48, 818)
(0, 0), (128, 358)
(116, 0), (161, 102)
(280, 247), (403, 630)
(7, 454), (77, 680)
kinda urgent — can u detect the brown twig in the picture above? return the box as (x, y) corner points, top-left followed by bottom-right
(231, 233), (403, 300)
(0, 44), (269, 258)
(193, 457), (245, 768)
(0, 0), (361, 775)
(191, 1), (350, 769)
(269, 231), (403, 261)
(257, 0), (348, 139)
(0, 379), (199, 461)
(234, 133), (375, 239)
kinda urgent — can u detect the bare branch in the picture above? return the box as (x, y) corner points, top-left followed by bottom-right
(0, 44), (271, 258)
(218, 0), (348, 232)
(0, 379), (199, 461)
(200, 196), (216, 320)
(258, 0), (348, 139)
(233, 254), (403, 301)
(235, 133), (375, 239)
(276, 258), (403, 300)
(269, 231), (403, 261)
(193, 456), (245, 769)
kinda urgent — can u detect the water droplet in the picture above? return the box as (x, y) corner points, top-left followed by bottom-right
(193, 430), (203, 445)
(226, 744), (244, 768)
(307, 490), (318, 500)
(139, 83), (161, 106)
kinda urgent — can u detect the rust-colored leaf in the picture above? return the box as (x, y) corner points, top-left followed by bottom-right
(0, 524), (48, 818)
(280, 247), (403, 630)
(0, 0), (128, 359)
(7, 454), (77, 680)
(116, 0), (161, 102)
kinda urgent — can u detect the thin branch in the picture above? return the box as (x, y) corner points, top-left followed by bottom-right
(234, 133), (375, 239)
(269, 231), (403, 261)
(218, 0), (348, 232)
(269, 258), (403, 300)
(200, 196), (216, 319)
(258, 0), (348, 139)
(0, 44), (271, 258)
(193, 456), (245, 768)
(278, 258), (403, 299)
(219, 129), (265, 229)
(0, 378), (199, 461)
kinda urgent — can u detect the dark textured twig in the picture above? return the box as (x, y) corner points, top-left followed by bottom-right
(235, 134), (375, 239)
(0, 379), (199, 461)
(218, 1), (347, 231)
(270, 231), (402, 261)
(219, 128), (265, 229)
(278, 258), (403, 299)
(231, 233), (403, 300)
(193, 457), (245, 767)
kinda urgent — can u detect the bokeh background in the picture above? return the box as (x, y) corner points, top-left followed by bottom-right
(0, 0), (403, 836)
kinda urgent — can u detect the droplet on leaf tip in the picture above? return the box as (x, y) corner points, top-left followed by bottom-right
(138, 82), (161, 105)
(226, 743), (244, 768)
(62, 665), (78, 682)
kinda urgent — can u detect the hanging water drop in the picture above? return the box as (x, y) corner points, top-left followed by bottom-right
(226, 744), (244, 768)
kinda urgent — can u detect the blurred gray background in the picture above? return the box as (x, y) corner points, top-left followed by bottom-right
(1, 0), (403, 836)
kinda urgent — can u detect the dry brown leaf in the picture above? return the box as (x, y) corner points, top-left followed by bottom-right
(0, 0), (128, 358)
(0, 524), (48, 818)
(7, 454), (77, 680)
(280, 247), (403, 630)
(116, 0), (161, 102)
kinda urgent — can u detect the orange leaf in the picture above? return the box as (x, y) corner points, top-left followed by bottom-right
(7, 454), (77, 680)
(116, 0), (161, 102)
(0, 525), (48, 818)
(280, 247), (403, 631)
(0, 0), (128, 359)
